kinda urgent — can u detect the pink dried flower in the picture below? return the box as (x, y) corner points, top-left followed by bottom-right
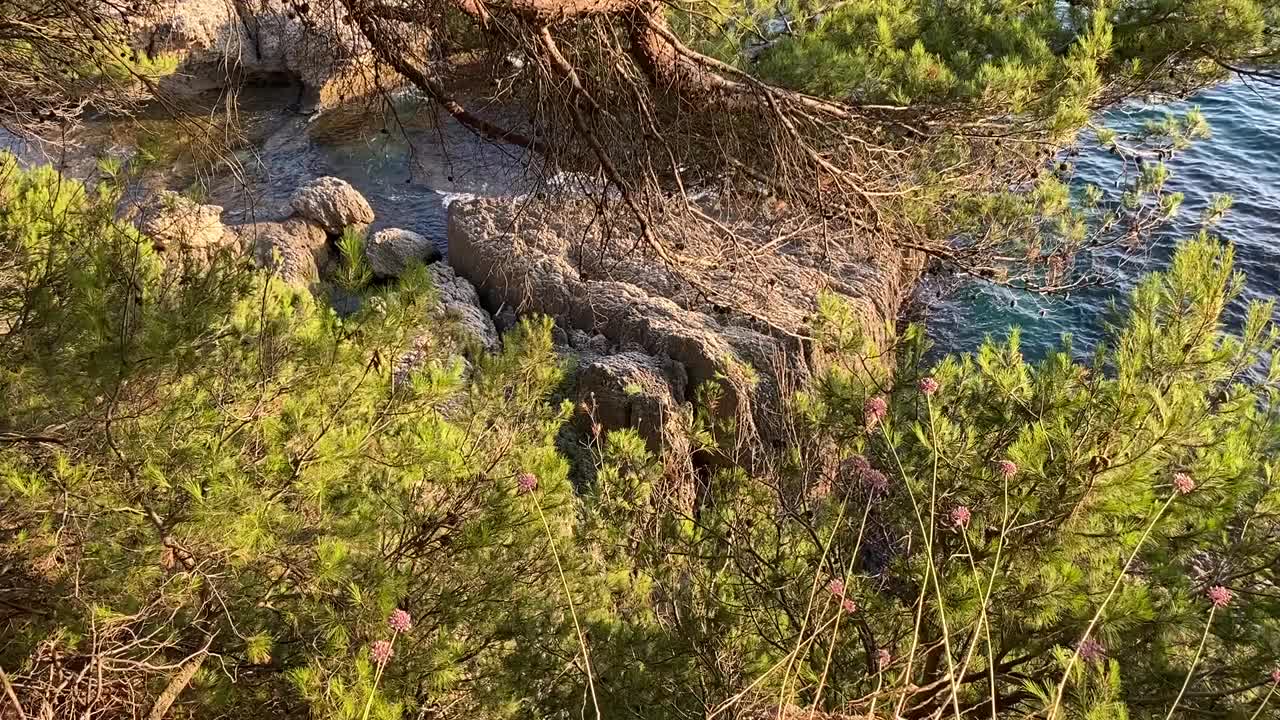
(1077, 638), (1106, 663)
(864, 396), (888, 429)
(1271, 667), (1280, 685)
(997, 459), (1018, 480)
(918, 377), (940, 396)
(516, 472), (538, 495)
(1173, 472), (1196, 496)
(863, 468), (890, 494)
(876, 648), (892, 668)
(827, 578), (846, 598)
(1207, 585), (1232, 609)
(950, 505), (971, 529)
(370, 639), (394, 666)
(846, 454), (872, 477)
(841, 597), (857, 614)
(388, 609), (412, 633)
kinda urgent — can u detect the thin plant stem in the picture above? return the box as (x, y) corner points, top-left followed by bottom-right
(1046, 493), (1177, 720)
(360, 634), (397, 720)
(953, 471), (1020, 718)
(866, 656), (887, 718)
(531, 495), (602, 720)
(1162, 605), (1217, 720)
(882, 406), (963, 720)
(809, 491), (877, 718)
(923, 396), (965, 720)
(707, 613), (844, 720)
(1247, 683), (1277, 720)
(775, 490), (853, 718)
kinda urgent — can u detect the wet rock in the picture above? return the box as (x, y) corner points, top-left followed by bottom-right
(240, 218), (329, 283)
(426, 264), (499, 354)
(366, 227), (440, 278)
(136, 190), (236, 259)
(289, 176), (375, 236)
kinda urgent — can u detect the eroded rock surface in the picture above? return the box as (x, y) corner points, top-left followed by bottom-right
(447, 197), (922, 449)
(290, 176), (375, 236)
(426, 263), (499, 354)
(137, 0), (391, 112)
(241, 217), (329, 283)
(575, 351), (689, 456)
(136, 190), (237, 260)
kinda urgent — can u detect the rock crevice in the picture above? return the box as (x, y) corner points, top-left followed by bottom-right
(447, 197), (923, 454)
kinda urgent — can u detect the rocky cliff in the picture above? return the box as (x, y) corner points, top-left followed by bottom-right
(446, 197), (923, 460)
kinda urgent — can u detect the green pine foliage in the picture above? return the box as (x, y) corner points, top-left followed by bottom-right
(4, 158), (1280, 719)
(335, 226), (375, 292)
(747, 1), (1276, 121)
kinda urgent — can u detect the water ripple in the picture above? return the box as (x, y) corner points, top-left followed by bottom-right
(924, 80), (1280, 360)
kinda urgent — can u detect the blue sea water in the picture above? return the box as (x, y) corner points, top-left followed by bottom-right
(4, 81), (1275, 362)
(921, 81), (1280, 359)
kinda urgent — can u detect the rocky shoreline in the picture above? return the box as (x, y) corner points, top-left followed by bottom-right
(94, 0), (928, 474)
(140, 173), (920, 478)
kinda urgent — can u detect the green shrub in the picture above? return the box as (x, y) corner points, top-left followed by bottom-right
(3, 158), (1278, 720)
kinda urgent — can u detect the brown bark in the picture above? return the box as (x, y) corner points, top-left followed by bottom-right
(344, 1), (549, 153)
(145, 652), (206, 720)
(452, 0), (639, 22)
(623, 7), (751, 101)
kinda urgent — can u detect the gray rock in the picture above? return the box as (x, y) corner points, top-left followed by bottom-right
(289, 176), (374, 236)
(426, 264), (499, 354)
(445, 197), (923, 448)
(366, 227), (440, 278)
(575, 351), (696, 510)
(137, 191), (233, 256)
(551, 325), (570, 347)
(240, 218), (329, 283)
(140, 0), (395, 112)
(493, 306), (519, 333)
(585, 333), (612, 355)
(447, 199), (792, 441)
(576, 352), (687, 454)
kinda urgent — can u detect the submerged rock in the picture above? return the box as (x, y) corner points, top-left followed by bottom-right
(289, 176), (375, 236)
(367, 227), (440, 278)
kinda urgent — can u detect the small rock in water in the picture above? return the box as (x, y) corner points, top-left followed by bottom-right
(366, 227), (440, 278)
(290, 176), (375, 236)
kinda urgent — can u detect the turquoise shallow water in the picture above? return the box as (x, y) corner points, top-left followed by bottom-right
(921, 81), (1280, 360)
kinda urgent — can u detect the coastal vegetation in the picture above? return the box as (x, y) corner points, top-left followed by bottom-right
(3, 1), (1280, 719)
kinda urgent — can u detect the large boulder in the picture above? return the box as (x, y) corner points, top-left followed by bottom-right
(136, 190), (236, 260)
(575, 351), (689, 455)
(426, 264), (499, 355)
(367, 227), (440, 278)
(240, 218), (329, 283)
(137, 0), (391, 111)
(446, 197), (923, 445)
(289, 176), (375, 236)
(575, 351), (696, 511)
